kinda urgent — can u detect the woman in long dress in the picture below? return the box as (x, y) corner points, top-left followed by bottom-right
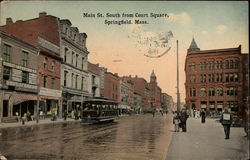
(201, 109), (206, 123)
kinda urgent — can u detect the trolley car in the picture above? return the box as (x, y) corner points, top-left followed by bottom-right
(81, 98), (118, 124)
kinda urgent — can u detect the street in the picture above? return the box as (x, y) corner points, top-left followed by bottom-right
(0, 114), (173, 160)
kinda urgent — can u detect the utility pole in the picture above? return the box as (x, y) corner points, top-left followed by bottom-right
(176, 40), (181, 112)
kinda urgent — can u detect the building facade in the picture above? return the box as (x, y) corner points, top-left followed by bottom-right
(0, 13), (62, 118)
(161, 93), (174, 112)
(149, 70), (162, 109)
(101, 72), (120, 102)
(122, 75), (151, 110)
(59, 19), (90, 114)
(185, 38), (247, 115)
(0, 31), (39, 122)
(87, 62), (100, 98)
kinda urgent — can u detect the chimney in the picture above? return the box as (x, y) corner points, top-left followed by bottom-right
(135, 75), (138, 78)
(39, 12), (47, 18)
(129, 75), (131, 78)
(6, 18), (13, 25)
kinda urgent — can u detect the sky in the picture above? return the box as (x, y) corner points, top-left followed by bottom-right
(0, 1), (249, 102)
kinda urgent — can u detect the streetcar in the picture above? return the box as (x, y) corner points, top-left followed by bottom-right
(81, 98), (119, 125)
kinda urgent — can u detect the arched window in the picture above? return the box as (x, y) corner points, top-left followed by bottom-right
(234, 60), (239, 69)
(51, 61), (55, 72)
(229, 60), (234, 69)
(43, 58), (48, 69)
(225, 60), (229, 69)
(64, 48), (68, 62)
(209, 88), (215, 97)
(200, 88), (206, 97)
(217, 88), (223, 97)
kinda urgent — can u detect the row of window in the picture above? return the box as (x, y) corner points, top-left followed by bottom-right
(189, 60), (239, 71)
(200, 101), (238, 112)
(64, 26), (85, 45)
(63, 71), (85, 90)
(3, 66), (29, 84)
(64, 48), (85, 69)
(3, 44), (29, 67)
(190, 73), (239, 83)
(190, 87), (238, 97)
(43, 58), (55, 71)
(42, 76), (56, 89)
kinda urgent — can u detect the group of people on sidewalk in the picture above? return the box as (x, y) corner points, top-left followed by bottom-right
(172, 107), (250, 140)
(173, 109), (189, 132)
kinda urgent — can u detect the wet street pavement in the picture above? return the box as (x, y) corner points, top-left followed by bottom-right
(0, 114), (173, 160)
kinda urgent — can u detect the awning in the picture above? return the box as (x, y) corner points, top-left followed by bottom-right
(9, 93), (38, 106)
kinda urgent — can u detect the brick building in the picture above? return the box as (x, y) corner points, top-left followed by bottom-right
(149, 70), (162, 109)
(0, 13), (62, 117)
(161, 93), (174, 112)
(87, 62), (101, 98)
(101, 72), (120, 102)
(185, 38), (248, 115)
(0, 31), (39, 122)
(122, 75), (151, 110)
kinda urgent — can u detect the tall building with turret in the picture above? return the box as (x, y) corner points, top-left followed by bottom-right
(185, 37), (248, 117)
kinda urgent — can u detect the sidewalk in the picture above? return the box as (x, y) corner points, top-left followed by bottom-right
(166, 117), (249, 160)
(0, 118), (80, 129)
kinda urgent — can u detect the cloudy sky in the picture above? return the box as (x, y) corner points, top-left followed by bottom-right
(1, 1), (248, 102)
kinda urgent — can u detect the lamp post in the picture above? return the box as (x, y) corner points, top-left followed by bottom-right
(176, 40), (181, 113)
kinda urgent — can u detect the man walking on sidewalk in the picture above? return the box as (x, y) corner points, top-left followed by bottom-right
(180, 109), (189, 132)
(220, 108), (233, 139)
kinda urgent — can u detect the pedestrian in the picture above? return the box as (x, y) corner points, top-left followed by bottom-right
(201, 109), (206, 123)
(71, 110), (75, 119)
(173, 111), (180, 132)
(63, 110), (68, 121)
(220, 108), (233, 139)
(180, 109), (189, 132)
(244, 107), (250, 139)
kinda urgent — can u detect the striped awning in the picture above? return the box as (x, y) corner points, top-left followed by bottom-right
(9, 93), (38, 105)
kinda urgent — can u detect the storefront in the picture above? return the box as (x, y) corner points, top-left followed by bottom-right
(3, 92), (38, 117)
